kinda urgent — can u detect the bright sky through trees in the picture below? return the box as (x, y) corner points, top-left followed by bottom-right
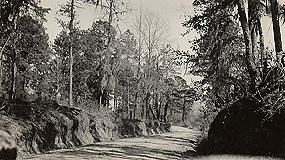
(40, 0), (285, 84)
(41, 0), (194, 50)
(41, 0), (285, 52)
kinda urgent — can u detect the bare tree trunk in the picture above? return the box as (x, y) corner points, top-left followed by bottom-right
(0, 54), (3, 96)
(101, 0), (114, 108)
(114, 93), (117, 109)
(158, 98), (163, 121)
(257, 17), (267, 77)
(155, 94), (160, 120)
(69, 45), (73, 107)
(149, 105), (156, 120)
(55, 55), (61, 101)
(237, 0), (257, 92)
(9, 14), (19, 101)
(114, 82), (117, 110)
(127, 78), (130, 118)
(136, 7), (143, 120)
(69, 0), (75, 107)
(248, 0), (258, 59)
(270, 0), (283, 64)
(181, 98), (187, 126)
(0, 36), (11, 95)
(10, 59), (17, 100)
(141, 104), (145, 120)
(248, 0), (262, 85)
(163, 99), (169, 122)
(251, 32), (258, 62)
(133, 92), (138, 119)
(145, 92), (150, 119)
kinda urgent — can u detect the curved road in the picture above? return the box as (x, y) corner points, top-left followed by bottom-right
(22, 126), (200, 160)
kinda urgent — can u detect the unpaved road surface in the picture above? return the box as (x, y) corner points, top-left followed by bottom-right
(21, 126), (200, 160)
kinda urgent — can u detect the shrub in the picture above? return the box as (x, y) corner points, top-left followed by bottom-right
(196, 98), (285, 158)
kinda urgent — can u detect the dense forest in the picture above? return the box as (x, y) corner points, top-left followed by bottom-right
(0, 0), (284, 159)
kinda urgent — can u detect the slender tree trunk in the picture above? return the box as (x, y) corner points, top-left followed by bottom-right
(163, 99), (169, 122)
(133, 107), (136, 119)
(127, 78), (130, 118)
(114, 82), (117, 110)
(141, 104), (145, 120)
(145, 92), (150, 119)
(141, 96), (145, 119)
(129, 110), (133, 120)
(155, 94), (160, 120)
(99, 92), (102, 107)
(114, 93), (117, 109)
(10, 58), (17, 100)
(133, 92), (138, 119)
(248, 0), (258, 59)
(158, 99), (163, 121)
(182, 98), (187, 126)
(100, 0), (114, 108)
(270, 0), (283, 64)
(149, 92), (156, 119)
(248, 0), (262, 84)
(69, 0), (75, 108)
(0, 54), (3, 96)
(149, 106), (156, 120)
(0, 36), (11, 95)
(9, 14), (19, 101)
(69, 45), (73, 107)
(56, 55), (61, 101)
(10, 36), (17, 100)
(257, 17), (267, 77)
(237, 0), (257, 91)
(251, 32), (258, 61)
(107, 0), (113, 46)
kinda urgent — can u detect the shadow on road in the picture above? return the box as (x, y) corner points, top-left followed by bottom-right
(23, 126), (199, 160)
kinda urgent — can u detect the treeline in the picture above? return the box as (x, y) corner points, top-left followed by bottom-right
(0, 0), (195, 123)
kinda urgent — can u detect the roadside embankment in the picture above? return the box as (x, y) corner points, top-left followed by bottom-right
(0, 100), (171, 157)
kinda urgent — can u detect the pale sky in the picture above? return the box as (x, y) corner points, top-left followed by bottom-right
(40, 0), (195, 51)
(40, 0), (285, 50)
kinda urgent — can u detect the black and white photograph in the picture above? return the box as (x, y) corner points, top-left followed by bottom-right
(0, 0), (285, 159)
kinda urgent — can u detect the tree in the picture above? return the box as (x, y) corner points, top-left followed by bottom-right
(237, 0), (258, 91)
(82, 0), (130, 107)
(0, 0), (49, 100)
(182, 0), (250, 108)
(270, 0), (283, 63)
(114, 30), (138, 118)
(53, 30), (78, 104)
(84, 20), (117, 106)
(131, 9), (170, 119)
(182, 0), (285, 128)
(69, 0), (75, 107)
(12, 15), (51, 100)
(57, 0), (76, 107)
(54, 20), (117, 106)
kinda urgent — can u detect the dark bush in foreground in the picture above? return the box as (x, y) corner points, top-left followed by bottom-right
(196, 98), (285, 158)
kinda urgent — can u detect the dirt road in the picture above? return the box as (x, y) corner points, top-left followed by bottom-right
(21, 126), (200, 160)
